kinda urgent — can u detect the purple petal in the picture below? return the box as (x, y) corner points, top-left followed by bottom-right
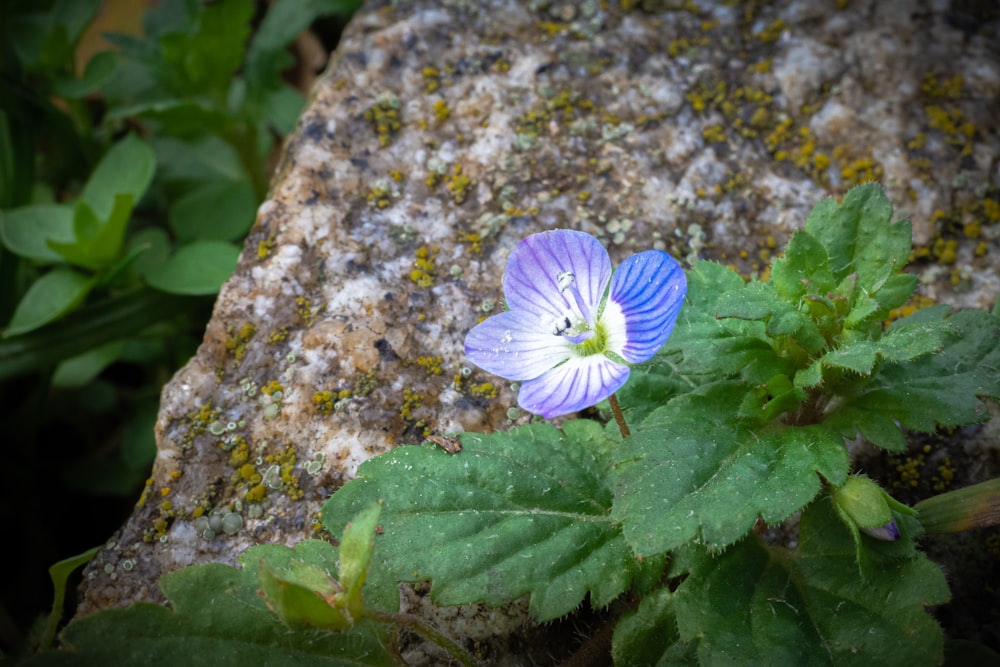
(861, 520), (900, 541)
(503, 230), (612, 323)
(517, 356), (630, 418)
(465, 310), (572, 381)
(609, 250), (686, 363)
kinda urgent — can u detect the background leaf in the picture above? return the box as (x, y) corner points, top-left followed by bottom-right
(5, 267), (95, 336)
(0, 204), (75, 263)
(142, 240), (240, 295)
(80, 133), (155, 223)
(48, 195), (134, 270)
(168, 179), (256, 242)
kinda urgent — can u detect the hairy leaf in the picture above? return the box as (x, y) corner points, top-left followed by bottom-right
(771, 229), (836, 303)
(804, 184), (911, 293)
(614, 391), (849, 556)
(657, 261), (780, 381)
(823, 309), (1000, 450)
(611, 588), (696, 666)
(673, 500), (949, 665)
(322, 420), (641, 621)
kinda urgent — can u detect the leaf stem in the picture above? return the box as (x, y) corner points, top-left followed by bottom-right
(362, 608), (479, 667)
(608, 393), (630, 438)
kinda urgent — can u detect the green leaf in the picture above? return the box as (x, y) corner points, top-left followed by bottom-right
(322, 420), (643, 621)
(823, 309), (1000, 450)
(656, 261), (778, 380)
(7, 0), (101, 72)
(715, 279), (825, 352)
(152, 135), (247, 184)
(0, 204), (75, 263)
(52, 51), (117, 98)
(614, 393), (849, 556)
(169, 179), (256, 242)
(122, 399), (159, 471)
(673, 500), (949, 665)
(158, 0), (254, 96)
(804, 184), (911, 295)
(52, 340), (127, 387)
(258, 560), (351, 631)
(125, 227), (172, 278)
(611, 588), (697, 666)
(244, 0), (362, 100)
(337, 502), (382, 619)
(879, 310), (954, 362)
(0, 289), (192, 381)
(27, 540), (394, 666)
(5, 268), (96, 336)
(81, 133), (155, 223)
(48, 195), (134, 270)
(821, 341), (879, 374)
(262, 83), (307, 134)
(37, 546), (100, 651)
(770, 229), (836, 303)
(142, 240), (240, 295)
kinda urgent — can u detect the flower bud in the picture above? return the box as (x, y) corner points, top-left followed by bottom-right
(833, 475), (899, 541)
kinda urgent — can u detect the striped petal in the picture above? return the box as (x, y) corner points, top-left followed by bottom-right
(464, 310), (572, 382)
(608, 249), (686, 363)
(517, 355), (630, 418)
(503, 229), (611, 324)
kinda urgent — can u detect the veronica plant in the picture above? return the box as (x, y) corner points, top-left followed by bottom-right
(29, 184), (1000, 666)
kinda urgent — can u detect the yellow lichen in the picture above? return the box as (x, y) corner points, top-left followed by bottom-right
(703, 124), (726, 144)
(433, 99), (451, 124)
(367, 184), (392, 209)
(261, 380), (283, 396)
(415, 355), (444, 376)
(410, 244), (438, 287)
(295, 296), (317, 326)
(446, 165), (473, 205)
(225, 323), (256, 360)
(363, 95), (402, 147)
(755, 18), (786, 44)
(313, 390), (335, 415)
(257, 238), (276, 260)
(470, 382), (498, 399)
(401, 388), (423, 420)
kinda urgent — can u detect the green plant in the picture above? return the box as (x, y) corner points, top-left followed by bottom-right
(25, 184), (1000, 665)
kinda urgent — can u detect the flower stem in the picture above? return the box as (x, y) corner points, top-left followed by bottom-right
(608, 393), (630, 438)
(362, 608), (479, 666)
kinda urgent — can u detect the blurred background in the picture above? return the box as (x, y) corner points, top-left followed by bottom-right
(0, 0), (361, 657)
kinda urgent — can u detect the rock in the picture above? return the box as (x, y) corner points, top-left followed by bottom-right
(75, 0), (1000, 661)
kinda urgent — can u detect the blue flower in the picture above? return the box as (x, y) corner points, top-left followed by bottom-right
(464, 229), (686, 418)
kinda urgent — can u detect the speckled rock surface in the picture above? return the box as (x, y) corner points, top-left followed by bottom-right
(76, 0), (1000, 660)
